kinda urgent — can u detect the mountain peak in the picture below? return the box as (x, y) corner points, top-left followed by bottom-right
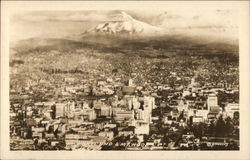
(120, 11), (134, 21)
(85, 11), (164, 36)
(110, 11), (134, 22)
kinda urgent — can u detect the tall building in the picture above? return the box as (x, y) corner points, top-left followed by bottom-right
(137, 109), (145, 120)
(128, 79), (133, 86)
(141, 96), (155, 123)
(55, 103), (66, 118)
(143, 96), (156, 110)
(65, 101), (75, 113)
(124, 95), (140, 110)
(207, 94), (218, 110)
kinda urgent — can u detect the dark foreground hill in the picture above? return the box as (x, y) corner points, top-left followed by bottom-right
(11, 33), (238, 60)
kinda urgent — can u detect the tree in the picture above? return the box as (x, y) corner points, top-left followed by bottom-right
(227, 141), (239, 150)
(207, 121), (216, 136)
(162, 134), (170, 147)
(215, 116), (227, 137)
(131, 136), (139, 144)
(192, 123), (206, 139)
(225, 117), (234, 137)
(33, 139), (38, 147)
(200, 143), (210, 150)
(233, 112), (239, 126)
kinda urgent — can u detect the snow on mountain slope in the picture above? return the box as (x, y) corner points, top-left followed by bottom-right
(86, 11), (164, 35)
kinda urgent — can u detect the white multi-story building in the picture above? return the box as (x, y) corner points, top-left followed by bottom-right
(207, 94), (218, 110)
(196, 110), (209, 120)
(56, 103), (66, 118)
(225, 103), (239, 118)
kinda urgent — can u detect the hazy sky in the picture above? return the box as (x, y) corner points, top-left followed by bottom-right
(10, 9), (238, 41)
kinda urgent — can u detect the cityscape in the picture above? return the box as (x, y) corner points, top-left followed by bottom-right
(9, 10), (239, 151)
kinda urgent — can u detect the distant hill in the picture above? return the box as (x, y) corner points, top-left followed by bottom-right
(11, 38), (84, 53)
(11, 34), (238, 59)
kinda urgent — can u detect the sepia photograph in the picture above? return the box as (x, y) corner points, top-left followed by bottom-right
(1, 1), (250, 160)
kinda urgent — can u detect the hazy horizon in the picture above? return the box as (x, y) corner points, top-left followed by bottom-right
(10, 9), (238, 42)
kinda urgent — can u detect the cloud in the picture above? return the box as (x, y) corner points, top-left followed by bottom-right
(11, 9), (238, 28)
(150, 9), (238, 28)
(11, 11), (112, 23)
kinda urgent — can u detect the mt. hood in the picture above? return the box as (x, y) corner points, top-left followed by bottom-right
(85, 11), (164, 36)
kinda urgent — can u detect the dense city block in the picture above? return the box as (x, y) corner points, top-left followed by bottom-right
(10, 44), (239, 150)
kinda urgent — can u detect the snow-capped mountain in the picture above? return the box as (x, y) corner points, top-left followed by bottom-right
(85, 11), (164, 36)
